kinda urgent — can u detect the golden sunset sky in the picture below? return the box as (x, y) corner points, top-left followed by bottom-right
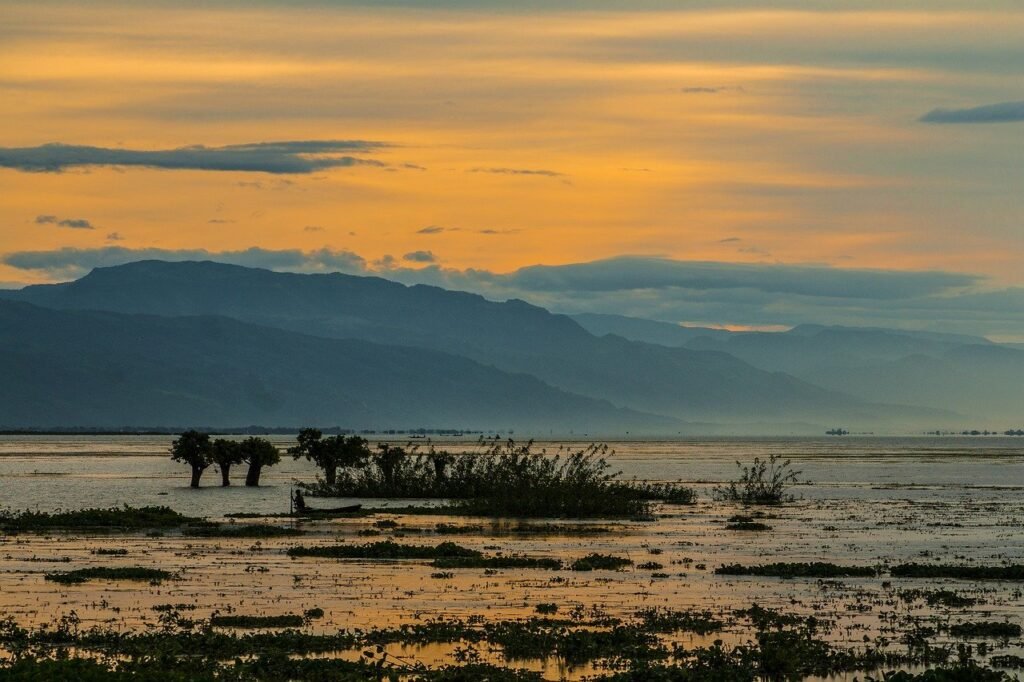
(2, 1), (1022, 336)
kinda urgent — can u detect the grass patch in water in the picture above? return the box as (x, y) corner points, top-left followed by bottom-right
(431, 555), (563, 570)
(570, 554), (632, 571)
(210, 614), (305, 629)
(0, 506), (197, 532)
(716, 562), (878, 578)
(44, 566), (173, 585)
(947, 621), (1021, 639)
(183, 524), (303, 538)
(287, 541), (480, 560)
(891, 563), (1024, 580)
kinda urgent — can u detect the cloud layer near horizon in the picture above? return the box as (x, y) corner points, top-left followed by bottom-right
(0, 141), (387, 174)
(3, 248), (1020, 339)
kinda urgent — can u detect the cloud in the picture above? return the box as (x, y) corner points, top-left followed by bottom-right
(403, 250), (436, 263)
(468, 167), (566, 177)
(418, 225), (447, 234)
(502, 257), (978, 301)
(920, 101), (1024, 124)
(105, 232), (124, 241)
(304, 225), (324, 232)
(35, 215), (94, 229)
(0, 140), (389, 174)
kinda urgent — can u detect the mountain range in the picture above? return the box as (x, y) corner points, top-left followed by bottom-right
(3, 259), (1015, 432)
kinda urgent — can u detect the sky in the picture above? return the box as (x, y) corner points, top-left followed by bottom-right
(2, 0), (1023, 339)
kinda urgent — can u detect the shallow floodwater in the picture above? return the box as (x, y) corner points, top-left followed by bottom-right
(2, 435), (1024, 679)
(3, 435), (1024, 515)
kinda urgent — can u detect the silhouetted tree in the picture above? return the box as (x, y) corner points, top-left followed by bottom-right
(241, 437), (281, 487)
(211, 438), (243, 487)
(427, 447), (453, 484)
(171, 430), (213, 488)
(376, 443), (407, 488)
(288, 429), (370, 486)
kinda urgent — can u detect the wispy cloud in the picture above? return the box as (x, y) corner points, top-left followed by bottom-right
(468, 167), (566, 177)
(34, 215), (94, 229)
(920, 100), (1024, 124)
(0, 140), (389, 174)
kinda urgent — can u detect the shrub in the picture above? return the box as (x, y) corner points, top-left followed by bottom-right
(713, 455), (801, 505)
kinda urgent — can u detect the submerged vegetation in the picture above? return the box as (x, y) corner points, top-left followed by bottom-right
(716, 562), (879, 578)
(44, 566), (174, 585)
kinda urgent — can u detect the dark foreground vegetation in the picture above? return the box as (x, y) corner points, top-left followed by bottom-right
(0, 506), (197, 532)
(0, 601), (1014, 681)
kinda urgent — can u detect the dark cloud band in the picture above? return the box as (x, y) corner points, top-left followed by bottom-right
(920, 100), (1024, 124)
(0, 140), (388, 174)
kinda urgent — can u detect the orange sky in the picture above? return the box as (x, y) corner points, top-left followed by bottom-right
(1, 1), (1023, 288)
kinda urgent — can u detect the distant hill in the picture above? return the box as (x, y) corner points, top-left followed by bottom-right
(3, 260), (905, 425)
(0, 299), (673, 431)
(577, 312), (1021, 422)
(572, 313), (733, 346)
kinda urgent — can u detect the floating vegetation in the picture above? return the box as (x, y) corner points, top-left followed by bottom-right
(716, 562), (878, 578)
(431, 556), (563, 570)
(899, 589), (980, 608)
(91, 548), (129, 556)
(725, 521), (772, 531)
(210, 614), (305, 628)
(947, 621), (1021, 639)
(635, 607), (724, 634)
(0, 506), (198, 532)
(891, 563), (1024, 580)
(44, 566), (174, 585)
(570, 554), (633, 571)
(287, 541), (481, 560)
(182, 524), (304, 538)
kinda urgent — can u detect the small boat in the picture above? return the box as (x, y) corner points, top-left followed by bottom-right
(296, 503), (363, 515)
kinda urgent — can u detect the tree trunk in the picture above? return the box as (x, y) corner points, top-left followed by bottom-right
(220, 464), (232, 487)
(324, 466), (337, 487)
(190, 466), (204, 488)
(245, 463), (262, 487)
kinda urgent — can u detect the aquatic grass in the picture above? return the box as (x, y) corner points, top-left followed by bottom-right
(182, 524), (303, 538)
(725, 521), (772, 531)
(287, 541), (481, 560)
(0, 506), (198, 532)
(636, 607), (723, 634)
(891, 563), (1024, 580)
(210, 614), (305, 629)
(716, 562), (878, 578)
(431, 556), (563, 570)
(44, 566), (174, 585)
(947, 621), (1021, 639)
(570, 554), (633, 571)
